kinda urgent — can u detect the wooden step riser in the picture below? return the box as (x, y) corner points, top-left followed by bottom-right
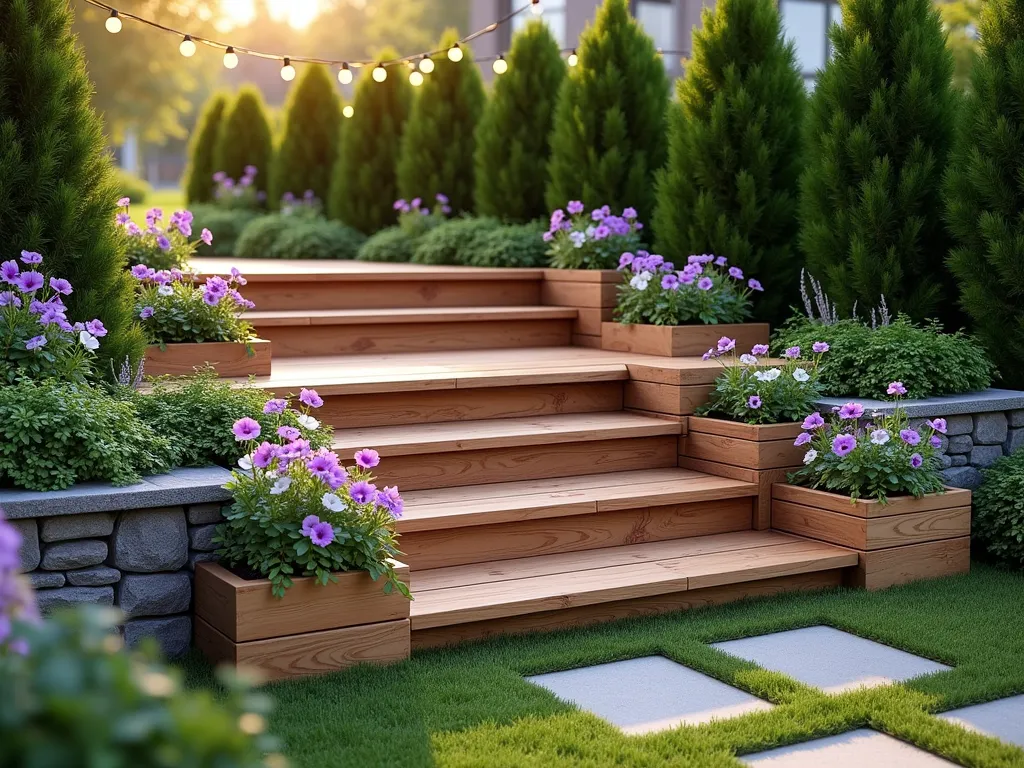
(312, 382), (624, 429)
(411, 569), (843, 649)
(258, 319), (573, 357)
(241, 279), (541, 312)
(373, 436), (679, 492)
(399, 497), (754, 570)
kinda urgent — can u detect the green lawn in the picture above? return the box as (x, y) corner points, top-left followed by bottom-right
(126, 188), (185, 223)
(185, 564), (1024, 767)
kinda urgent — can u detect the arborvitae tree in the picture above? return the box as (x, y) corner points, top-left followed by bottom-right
(213, 85), (273, 195)
(474, 20), (566, 223)
(270, 64), (342, 208)
(329, 47), (412, 234)
(183, 91), (229, 205)
(397, 29), (485, 214)
(545, 0), (669, 225)
(653, 0), (805, 323)
(0, 0), (144, 367)
(944, 0), (1024, 386)
(799, 0), (958, 322)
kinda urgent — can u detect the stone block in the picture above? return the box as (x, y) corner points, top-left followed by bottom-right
(973, 413), (1009, 445)
(117, 573), (191, 618)
(950, 454), (968, 466)
(188, 551), (219, 571)
(40, 512), (115, 543)
(188, 523), (219, 552)
(1010, 410), (1024, 428)
(28, 571), (65, 589)
(1005, 428), (1024, 456)
(945, 415), (974, 436)
(40, 539), (107, 571)
(941, 466), (984, 490)
(110, 508), (187, 572)
(970, 445), (1004, 468)
(66, 566), (122, 587)
(9, 519), (39, 572)
(940, 454), (952, 469)
(946, 435), (973, 455)
(123, 615), (191, 659)
(36, 586), (114, 616)
(186, 503), (227, 525)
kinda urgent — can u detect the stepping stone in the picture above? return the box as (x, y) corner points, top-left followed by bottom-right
(711, 626), (950, 693)
(742, 729), (959, 766)
(939, 695), (1024, 748)
(526, 655), (773, 735)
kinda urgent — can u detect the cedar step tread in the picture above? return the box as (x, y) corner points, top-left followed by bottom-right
(398, 468), (757, 533)
(246, 306), (578, 327)
(409, 531), (857, 629)
(333, 412), (683, 457)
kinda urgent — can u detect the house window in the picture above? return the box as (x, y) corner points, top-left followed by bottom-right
(780, 0), (841, 88)
(512, 1), (568, 48)
(632, 0), (677, 53)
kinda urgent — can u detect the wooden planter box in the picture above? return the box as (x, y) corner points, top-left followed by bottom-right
(771, 484), (971, 590)
(144, 339), (272, 377)
(601, 322), (771, 357)
(541, 269), (619, 348)
(193, 561), (410, 681)
(680, 418), (805, 530)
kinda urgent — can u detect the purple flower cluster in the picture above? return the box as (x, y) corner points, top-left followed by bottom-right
(543, 202), (640, 244)
(213, 166), (261, 199)
(132, 264), (254, 318)
(621, 252), (765, 294)
(394, 193), (452, 217)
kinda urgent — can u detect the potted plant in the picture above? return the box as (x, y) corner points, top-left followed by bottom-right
(132, 264), (271, 377)
(771, 383), (971, 589)
(680, 339), (830, 528)
(194, 391), (412, 680)
(601, 253), (770, 356)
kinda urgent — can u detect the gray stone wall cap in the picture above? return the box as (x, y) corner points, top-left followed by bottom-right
(815, 389), (1024, 418)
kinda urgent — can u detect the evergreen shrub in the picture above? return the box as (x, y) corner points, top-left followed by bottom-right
(184, 91), (229, 205)
(411, 217), (501, 265)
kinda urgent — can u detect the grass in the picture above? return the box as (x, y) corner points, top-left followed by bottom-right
(184, 564), (1024, 767)
(126, 188), (185, 223)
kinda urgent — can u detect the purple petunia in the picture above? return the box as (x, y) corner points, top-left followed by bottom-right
(263, 398), (288, 414)
(299, 388), (324, 409)
(783, 346), (801, 359)
(751, 344), (770, 356)
(927, 418), (947, 434)
(717, 336), (736, 353)
(618, 252), (635, 270)
(277, 426), (300, 441)
(567, 200), (584, 215)
(697, 277), (714, 291)
(728, 266), (744, 280)
(49, 277), (72, 296)
(900, 429), (921, 446)
(25, 335), (46, 350)
(661, 274), (679, 291)
(354, 448), (380, 469)
(832, 433), (857, 457)
(910, 453), (924, 469)
(802, 412), (826, 430)
(1, 260), (19, 284)
(794, 432), (812, 446)
(117, 196), (131, 207)
(929, 435), (943, 449)
(14, 271), (44, 293)
(232, 417), (261, 442)
(156, 236), (171, 252)
(747, 278), (763, 291)
(592, 224), (610, 240)
(301, 515), (320, 536)
(812, 341), (830, 354)
(139, 306), (154, 319)
(714, 256), (728, 266)
(308, 521), (335, 547)
(838, 402), (865, 420)
(199, 227), (213, 245)
(748, 395), (762, 409)
(622, 207), (637, 219)
(887, 381), (907, 396)
(252, 442), (278, 469)
(131, 264), (151, 280)
(375, 485), (404, 517)
(20, 251), (42, 265)
(349, 480), (376, 505)
(0, 292), (21, 308)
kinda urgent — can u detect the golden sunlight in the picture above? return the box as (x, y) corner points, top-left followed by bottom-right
(218, 0), (322, 30)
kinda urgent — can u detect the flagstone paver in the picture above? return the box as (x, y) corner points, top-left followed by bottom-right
(711, 626), (951, 693)
(526, 655), (773, 734)
(742, 729), (959, 766)
(939, 694), (1024, 748)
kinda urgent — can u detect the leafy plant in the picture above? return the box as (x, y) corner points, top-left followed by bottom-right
(118, 204), (211, 271)
(218, 392), (410, 599)
(357, 227), (416, 263)
(698, 338), (828, 425)
(190, 206), (261, 258)
(396, 194), (451, 238)
(615, 253), (761, 325)
(788, 386), (948, 502)
(545, 202), (643, 270)
(212, 166), (264, 211)
(213, 86), (273, 198)
(412, 217), (501, 265)
(270, 219), (365, 261)
(973, 448), (1024, 569)
(183, 91), (229, 205)
(280, 190), (323, 218)
(234, 215), (295, 260)
(466, 223), (549, 268)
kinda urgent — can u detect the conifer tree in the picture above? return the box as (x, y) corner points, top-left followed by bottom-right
(799, 0), (958, 322)
(0, 0), (144, 367)
(329, 48), (412, 234)
(474, 20), (565, 223)
(397, 29), (485, 214)
(944, 0), (1024, 386)
(545, 0), (669, 226)
(653, 0), (804, 322)
(184, 91), (229, 205)
(213, 85), (273, 195)
(270, 64), (342, 208)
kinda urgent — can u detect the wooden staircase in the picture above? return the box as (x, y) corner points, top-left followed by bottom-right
(199, 258), (859, 649)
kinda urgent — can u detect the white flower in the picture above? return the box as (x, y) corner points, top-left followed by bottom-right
(322, 492), (344, 512)
(158, 284), (174, 296)
(803, 449), (818, 465)
(870, 429), (890, 445)
(754, 367), (782, 382)
(792, 367), (810, 382)
(237, 454), (253, 471)
(297, 413), (320, 430)
(569, 231), (586, 248)
(270, 477), (292, 495)
(629, 270), (652, 290)
(739, 354), (757, 365)
(78, 331), (99, 351)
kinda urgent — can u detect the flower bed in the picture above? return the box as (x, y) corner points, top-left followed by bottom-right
(545, 201), (643, 270)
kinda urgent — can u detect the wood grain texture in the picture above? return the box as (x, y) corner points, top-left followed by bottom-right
(194, 562), (410, 643)
(678, 457), (790, 530)
(541, 280), (618, 309)
(772, 483), (972, 518)
(144, 339), (271, 377)
(574, 307), (612, 336)
(680, 432), (804, 470)
(541, 268), (621, 284)
(624, 381), (714, 416)
(852, 537), (971, 590)
(247, 306), (578, 326)
(686, 417), (804, 442)
(571, 333), (603, 349)
(601, 323), (770, 357)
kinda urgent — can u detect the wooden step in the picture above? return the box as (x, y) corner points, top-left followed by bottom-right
(409, 531), (857, 646)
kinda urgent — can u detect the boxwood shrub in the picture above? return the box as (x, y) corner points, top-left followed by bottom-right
(357, 226), (416, 262)
(190, 205), (262, 257)
(411, 217), (502, 265)
(973, 449), (1024, 569)
(466, 222), (548, 268)
(271, 218), (365, 260)
(234, 214), (294, 259)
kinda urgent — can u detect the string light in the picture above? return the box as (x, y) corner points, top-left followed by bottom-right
(372, 63), (387, 82)
(179, 34), (196, 57)
(418, 55), (435, 74)
(338, 64), (353, 84)
(447, 43), (464, 63)
(104, 9), (122, 33)
(410, 70), (424, 86)
(531, 0), (543, 14)
(567, 48), (578, 67)
(492, 55), (507, 75)
(223, 46), (239, 69)
(342, 105), (354, 118)
(280, 57), (296, 81)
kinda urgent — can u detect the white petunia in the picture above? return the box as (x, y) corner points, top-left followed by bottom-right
(78, 331), (99, 351)
(739, 354), (757, 365)
(158, 284), (174, 296)
(322, 492), (344, 512)
(754, 367), (782, 382)
(803, 449), (818, 465)
(237, 454), (253, 471)
(792, 367), (810, 382)
(629, 270), (652, 291)
(569, 231), (586, 248)
(870, 429), (890, 445)
(297, 413), (320, 430)
(270, 477), (292, 495)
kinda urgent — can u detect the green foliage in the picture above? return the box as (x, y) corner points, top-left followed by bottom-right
(270, 64), (342, 208)
(545, 0), (670, 226)
(466, 223), (549, 268)
(973, 448), (1024, 568)
(944, 0), (1024, 389)
(397, 30), (486, 215)
(546, 204), (644, 270)
(234, 214), (295, 260)
(213, 86), (273, 196)
(0, 380), (174, 491)
(474, 21), (565, 223)
(653, 0), (805, 324)
(135, 272), (254, 346)
(799, 0), (959, 323)
(190, 205), (262, 257)
(0, 0), (146, 371)
(329, 47), (412, 234)
(1, 606), (276, 767)
(133, 373), (332, 471)
(270, 218), (366, 260)
(357, 227), (416, 262)
(184, 91), (229, 205)
(112, 167), (152, 205)
(775, 315), (995, 398)
(412, 217), (501, 265)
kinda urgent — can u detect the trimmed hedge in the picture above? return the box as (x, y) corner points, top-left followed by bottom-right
(411, 217), (502, 265)
(466, 223), (548, 268)
(357, 227), (416, 263)
(973, 448), (1024, 569)
(190, 205), (262, 257)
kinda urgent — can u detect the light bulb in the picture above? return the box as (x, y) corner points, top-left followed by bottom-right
(338, 64), (353, 85)
(179, 35), (196, 57)
(418, 56), (435, 74)
(281, 57), (295, 81)
(531, 0), (543, 14)
(409, 70), (424, 87)
(223, 46), (238, 69)
(372, 64), (387, 82)
(492, 55), (507, 75)
(567, 49), (578, 67)
(342, 105), (354, 118)
(447, 44), (463, 63)
(105, 10), (122, 33)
